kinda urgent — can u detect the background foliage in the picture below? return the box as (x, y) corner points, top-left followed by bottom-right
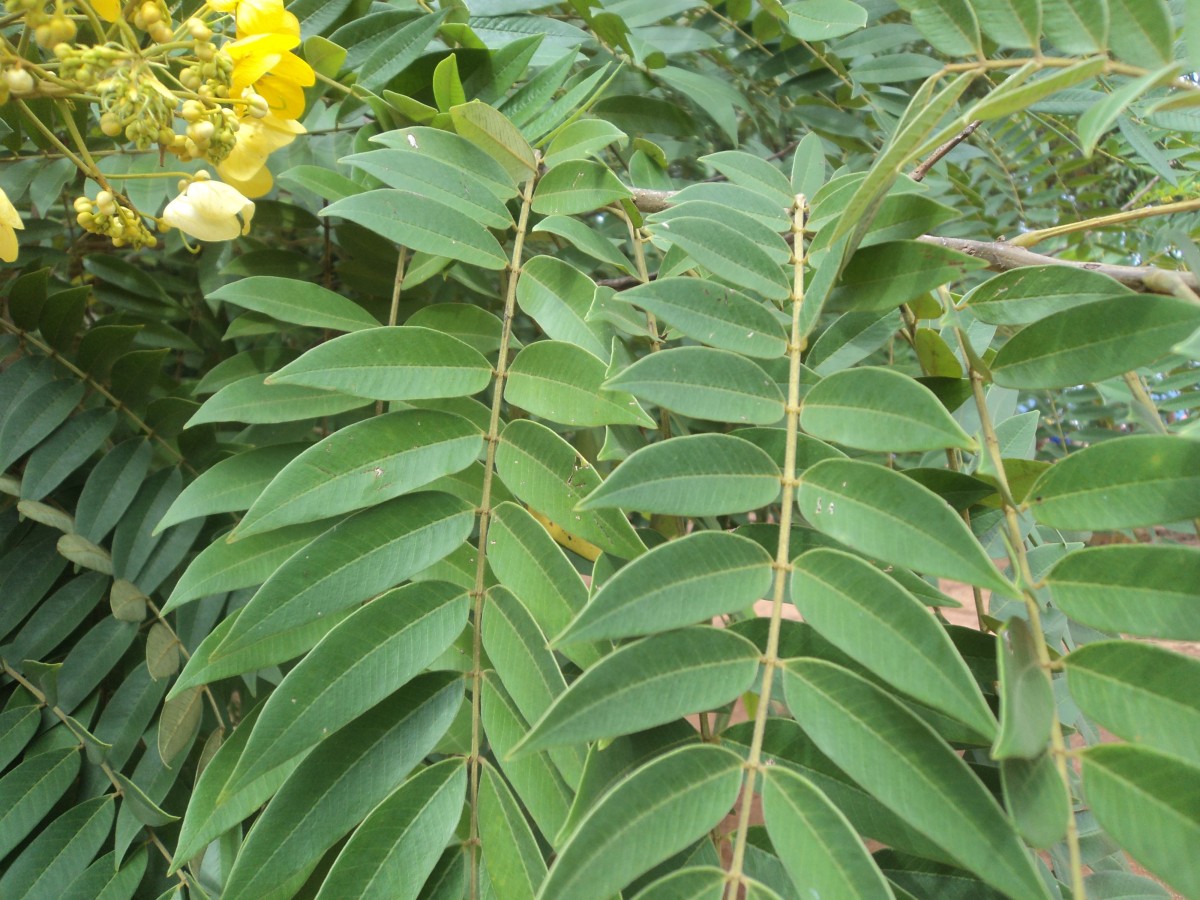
(3, 0), (1200, 898)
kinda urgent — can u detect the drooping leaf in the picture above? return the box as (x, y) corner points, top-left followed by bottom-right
(478, 760), (549, 900)
(1027, 436), (1200, 529)
(268, 327), (494, 401)
(1045, 543), (1200, 640)
(798, 459), (1014, 594)
(532, 159), (632, 215)
(648, 217), (791, 300)
(579, 433), (781, 517)
(187, 374), (370, 426)
(315, 759), (466, 900)
(761, 766), (895, 899)
(513, 627), (760, 754)
(536, 745), (744, 900)
(781, 660), (1050, 899)
(992, 617), (1054, 759)
(800, 367), (976, 452)
(791, 549), (996, 740)
(450, 99), (538, 181)
(557, 531), (773, 644)
(234, 410), (482, 537)
(517, 255), (613, 360)
(826, 241), (987, 313)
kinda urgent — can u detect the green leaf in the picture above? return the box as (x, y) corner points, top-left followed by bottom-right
(896, 0), (980, 54)
(648, 217), (790, 300)
(970, 58), (1109, 121)
(700, 151), (794, 206)
(761, 766), (895, 899)
(483, 585), (585, 787)
(496, 420), (646, 559)
(0, 707), (39, 771)
(221, 674), (463, 899)
(344, 149), (515, 230)
(322, 190), (508, 269)
(1000, 752), (1069, 849)
(19, 409), (116, 502)
(792, 549), (996, 741)
(532, 215), (633, 274)
(543, 118), (628, 169)
(612, 348), (784, 428)
(991, 296), (1200, 389)
(208, 277), (379, 331)
(478, 760), (549, 900)
(212, 492), (473, 662)
(487, 502), (602, 669)
(1106, 0), (1173, 69)
(1078, 67), (1177, 158)
(186, 374), (370, 426)
(316, 758), (465, 899)
(224, 582), (468, 794)
(480, 673), (575, 846)
(825, 72), (975, 256)
(783, 0), (869, 41)
(163, 519), (328, 612)
(450, 99), (538, 181)
(1066, 641), (1200, 768)
(992, 617), (1054, 759)
(0, 379), (85, 472)
(781, 660), (1050, 900)
(170, 702), (305, 866)
(1081, 745), (1200, 899)
(1041, 0), (1107, 53)
(798, 459), (1014, 594)
(513, 627), (759, 754)
(1046, 544), (1200, 640)
(630, 867), (727, 900)
(579, 433), (781, 517)
(358, 10), (447, 92)
(371, 126), (519, 199)
(533, 159), (632, 215)
(155, 443), (307, 533)
(618, 278), (788, 359)
(1027, 436), (1200, 529)
(827, 241), (988, 313)
(0, 747), (80, 861)
(278, 165), (365, 201)
(0, 795), (114, 900)
(234, 410), (482, 537)
(506, 342), (654, 428)
(517, 255), (613, 360)
(801, 367), (976, 452)
(536, 745), (744, 900)
(556, 531), (773, 644)
(268, 326), (493, 401)
(963, 265), (1134, 326)
(972, 0), (1039, 48)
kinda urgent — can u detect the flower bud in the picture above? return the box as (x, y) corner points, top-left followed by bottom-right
(162, 178), (255, 242)
(4, 67), (34, 95)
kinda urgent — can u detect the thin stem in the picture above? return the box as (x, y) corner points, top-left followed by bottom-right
(377, 247), (408, 415)
(911, 120), (981, 182)
(724, 196), (806, 897)
(1122, 371), (1168, 435)
(957, 329), (1085, 899)
(14, 100), (93, 175)
(468, 164), (538, 900)
(1010, 197), (1200, 249)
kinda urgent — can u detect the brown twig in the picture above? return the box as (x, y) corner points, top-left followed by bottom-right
(910, 119), (981, 182)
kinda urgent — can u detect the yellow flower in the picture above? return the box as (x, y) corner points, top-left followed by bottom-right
(217, 113), (305, 197)
(90, 0), (122, 22)
(162, 178), (255, 241)
(0, 187), (24, 263)
(223, 0), (314, 121)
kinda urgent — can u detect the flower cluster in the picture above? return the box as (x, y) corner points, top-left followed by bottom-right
(0, 0), (317, 259)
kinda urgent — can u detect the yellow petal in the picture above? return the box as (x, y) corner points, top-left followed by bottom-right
(162, 180), (255, 240)
(90, 0), (121, 22)
(256, 73), (306, 120)
(217, 162), (274, 199)
(0, 187), (23, 230)
(235, 0), (296, 37)
(0, 227), (18, 263)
